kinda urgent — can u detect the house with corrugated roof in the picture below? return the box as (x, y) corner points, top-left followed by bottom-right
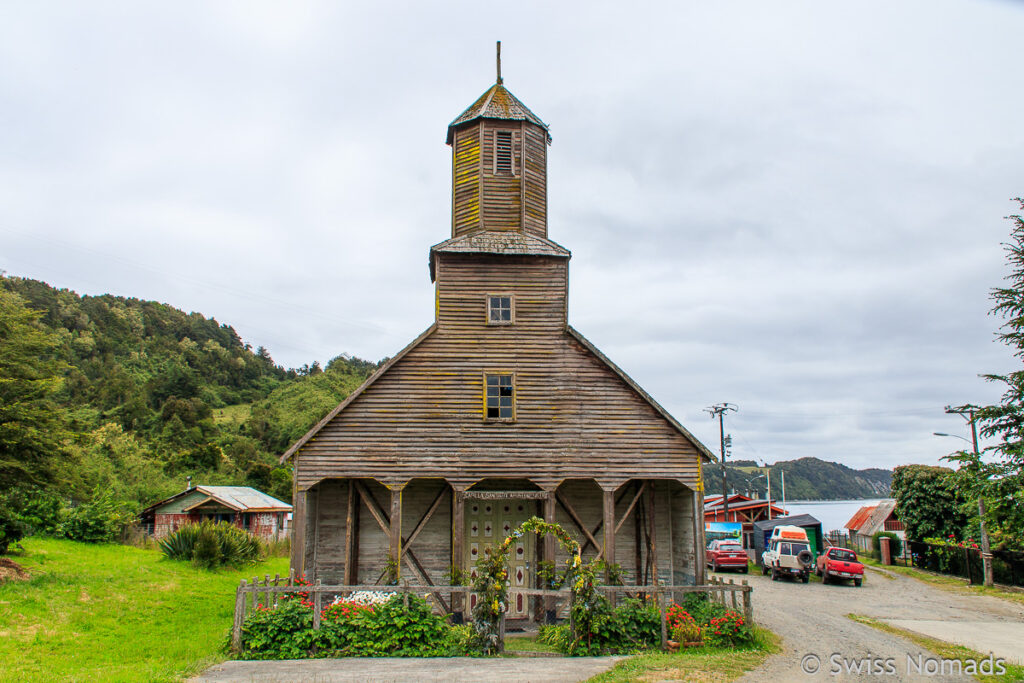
(140, 485), (292, 540)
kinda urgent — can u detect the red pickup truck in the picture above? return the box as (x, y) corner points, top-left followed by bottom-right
(706, 539), (750, 573)
(815, 547), (864, 586)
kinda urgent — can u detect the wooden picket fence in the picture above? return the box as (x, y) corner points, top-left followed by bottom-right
(231, 574), (753, 653)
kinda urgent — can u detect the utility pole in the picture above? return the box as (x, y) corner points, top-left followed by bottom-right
(944, 404), (993, 587)
(705, 403), (738, 519)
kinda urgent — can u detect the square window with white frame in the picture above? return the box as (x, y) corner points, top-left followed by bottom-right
(487, 295), (513, 324)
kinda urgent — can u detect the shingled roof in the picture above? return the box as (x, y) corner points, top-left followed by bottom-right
(446, 83), (551, 144)
(429, 231), (570, 281)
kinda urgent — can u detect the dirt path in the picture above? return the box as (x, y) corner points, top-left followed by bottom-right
(729, 567), (1023, 682)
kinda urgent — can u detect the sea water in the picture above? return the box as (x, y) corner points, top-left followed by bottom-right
(782, 499), (885, 534)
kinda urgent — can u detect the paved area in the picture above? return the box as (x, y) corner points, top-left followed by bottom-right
(731, 565), (1024, 682)
(882, 619), (1024, 665)
(190, 656), (624, 682)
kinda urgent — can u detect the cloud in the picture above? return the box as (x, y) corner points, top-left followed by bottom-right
(1, 0), (1023, 472)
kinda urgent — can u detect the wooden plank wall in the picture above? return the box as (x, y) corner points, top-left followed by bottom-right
(451, 119), (547, 238)
(670, 481), (700, 586)
(295, 254), (702, 490)
(522, 124), (547, 239)
(452, 127), (481, 236)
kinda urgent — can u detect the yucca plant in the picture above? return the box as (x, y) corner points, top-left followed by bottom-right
(159, 521), (262, 569)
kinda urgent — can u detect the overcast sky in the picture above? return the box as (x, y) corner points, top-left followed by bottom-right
(3, 1), (1023, 471)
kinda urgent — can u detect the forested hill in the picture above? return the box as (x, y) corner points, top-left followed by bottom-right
(1, 276), (378, 511)
(702, 457), (892, 501)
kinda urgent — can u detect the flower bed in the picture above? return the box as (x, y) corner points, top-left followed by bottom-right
(240, 590), (470, 659)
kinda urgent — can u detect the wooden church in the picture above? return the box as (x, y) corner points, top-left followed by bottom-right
(283, 49), (714, 621)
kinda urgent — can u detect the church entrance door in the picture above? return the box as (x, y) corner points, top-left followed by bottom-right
(465, 497), (535, 618)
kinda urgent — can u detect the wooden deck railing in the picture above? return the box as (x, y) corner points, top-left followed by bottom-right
(231, 575), (753, 653)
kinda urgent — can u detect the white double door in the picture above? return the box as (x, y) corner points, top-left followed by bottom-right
(466, 498), (536, 618)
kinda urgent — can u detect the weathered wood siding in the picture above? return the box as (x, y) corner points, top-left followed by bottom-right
(452, 126), (481, 236)
(522, 123), (547, 239)
(295, 254), (701, 491)
(451, 119), (547, 239)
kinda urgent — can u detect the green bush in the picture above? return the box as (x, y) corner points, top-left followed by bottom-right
(0, 505), (26, 554)
(240, 593), (465, 660)
(679, 592), (729, 625)
(58, 490), (132, 543)
(871, 531), (903, 558)
(564, 596), (662, 655)
(159, 521), (262, 569)
(704, 610), (754, 647)
(538, 623), (571, 651)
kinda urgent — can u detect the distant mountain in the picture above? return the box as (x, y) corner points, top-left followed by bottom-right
(702, 456), (892, 501)
(1, 275), (377, 509)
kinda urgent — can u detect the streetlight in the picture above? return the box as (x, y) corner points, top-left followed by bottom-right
(750, 471), (771, 520)
(933, 427), (993, 587)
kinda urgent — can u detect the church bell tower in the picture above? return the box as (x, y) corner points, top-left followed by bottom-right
(445, 42), (551, 239)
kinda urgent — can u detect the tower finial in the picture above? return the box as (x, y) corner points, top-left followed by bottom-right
(496, 41), (503, 85)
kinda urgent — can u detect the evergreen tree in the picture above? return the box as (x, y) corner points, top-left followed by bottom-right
(966, 198), (1024, 549)
(0, 289), (67, 489)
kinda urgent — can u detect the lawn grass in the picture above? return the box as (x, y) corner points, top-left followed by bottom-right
(504, 634), (562, 654)
(847, 614), (1024, 683)
(861, 557), (1024, 606)
(0, 537), (288, 683)
(585, 627), (780, 682)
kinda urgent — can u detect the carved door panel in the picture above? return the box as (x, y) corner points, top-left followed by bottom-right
(466, 499), (535, 618)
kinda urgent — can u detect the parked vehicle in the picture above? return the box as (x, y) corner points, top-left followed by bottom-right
(816, 547), (864, 586)
(706, 539), (749, 573)
(761, 525), (814, 583)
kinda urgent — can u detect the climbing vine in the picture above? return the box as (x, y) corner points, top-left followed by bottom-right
(469, 516), (581, 654)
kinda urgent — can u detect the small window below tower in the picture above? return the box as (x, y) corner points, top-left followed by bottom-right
(487, 295), (513, 325)
(495, 130), (514, 175)
(485, 373), (515, 420)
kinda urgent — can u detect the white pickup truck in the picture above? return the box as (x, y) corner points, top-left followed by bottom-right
(761, 525), (814, 583)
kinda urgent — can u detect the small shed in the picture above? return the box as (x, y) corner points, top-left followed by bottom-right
(752, 514), (825, 565)
(140, 486), (292, 540)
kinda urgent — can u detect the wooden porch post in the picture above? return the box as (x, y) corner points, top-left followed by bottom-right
(344, 479), (359, 585)
(452, 488), (466, 622)
(389, 485), (403, 580)
(543, 488), (557, 623)
(648, 480), (659, 586)
(290, 489), (306, 580)
(694, 484), (706, 585)
(602, 488), (616, 583)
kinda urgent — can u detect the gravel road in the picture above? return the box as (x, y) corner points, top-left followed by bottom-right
(728, 566), (1023, 682)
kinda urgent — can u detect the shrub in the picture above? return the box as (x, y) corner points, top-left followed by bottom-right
(667, 605), (702, 644)
(565, 596), (662, 655)
(704, 610), (754, 647)
(240, 593), (463, 660)
(58, 491), (132, 543)
(538, 623), (571, 651)
(871, 531), (903, 558)
(0, 505), (26, 555)
(678, 592), (728, 626)
(159, 521), (262, 569)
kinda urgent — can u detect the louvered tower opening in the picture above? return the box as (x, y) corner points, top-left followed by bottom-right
(495, 131), (513, 175)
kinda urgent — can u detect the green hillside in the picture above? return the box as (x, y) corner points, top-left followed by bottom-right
(703, 457), (892, 501)
(0, 276), (376, 515)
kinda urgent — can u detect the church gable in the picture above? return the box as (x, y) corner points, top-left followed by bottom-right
(291, 323), (708, 491)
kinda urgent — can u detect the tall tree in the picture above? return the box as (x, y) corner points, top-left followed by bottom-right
(960, 198), (1024, 549)
(0, 289), (67, 489)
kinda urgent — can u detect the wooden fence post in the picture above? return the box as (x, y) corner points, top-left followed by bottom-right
(729, 578), (737, 610)
(232, 580), (247, 653)
(659, 591), (668, 650)
(742, 580), (752, 623)
(313, 578), (322, 630)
